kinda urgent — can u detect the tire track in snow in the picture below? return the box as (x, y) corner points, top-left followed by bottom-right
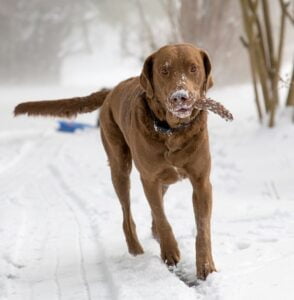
(49, 164), (118, 300)
(54, 254), (62, 300)
(23, 154), (105, 300)
(5, 178), (62, 300)
(1, 130), (106, 300)
(29, 172), (93, 300)
(1, 129), (116, 300)
(54, 188), (92, 300)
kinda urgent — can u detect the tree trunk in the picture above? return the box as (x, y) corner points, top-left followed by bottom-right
(286, 63), (294, 106)
(239, 0), (292, 127)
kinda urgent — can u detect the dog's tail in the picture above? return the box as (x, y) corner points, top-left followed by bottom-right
(14, 88), (111, 118)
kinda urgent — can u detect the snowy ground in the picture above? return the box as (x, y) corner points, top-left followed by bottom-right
(0, 82), (294, 300)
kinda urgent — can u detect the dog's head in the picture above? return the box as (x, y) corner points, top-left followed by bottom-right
(140, 44), (213, 125)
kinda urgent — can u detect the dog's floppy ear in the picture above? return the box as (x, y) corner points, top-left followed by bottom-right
(140, 54), (154, 98)
(200, 50), (213, 92)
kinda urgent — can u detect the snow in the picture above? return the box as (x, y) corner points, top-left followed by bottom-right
(0, 82), (294, 300)
(177, 74), (187, 88)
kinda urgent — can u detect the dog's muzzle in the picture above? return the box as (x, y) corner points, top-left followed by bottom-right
(167, 89), (195, 118)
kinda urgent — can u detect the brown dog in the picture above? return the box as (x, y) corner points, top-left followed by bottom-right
(15, 44), (217, 280)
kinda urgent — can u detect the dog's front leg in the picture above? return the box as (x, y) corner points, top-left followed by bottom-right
(141, 178), (180, 266)
(191, 176), (216, 280)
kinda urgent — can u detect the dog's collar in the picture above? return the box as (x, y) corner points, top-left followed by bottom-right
(144, 99), (199, 135)
(152, 111), (192, 135)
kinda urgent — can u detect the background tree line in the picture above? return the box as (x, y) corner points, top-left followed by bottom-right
(0, 0), (293, 125)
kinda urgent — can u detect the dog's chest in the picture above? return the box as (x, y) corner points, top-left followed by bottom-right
(156, 165), (186, 184)
(163, 134), (197, 167)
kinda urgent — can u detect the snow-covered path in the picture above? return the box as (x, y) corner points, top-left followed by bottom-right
(1, 85), (294, 299)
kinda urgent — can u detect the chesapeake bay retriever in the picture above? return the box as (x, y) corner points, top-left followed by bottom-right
(15, 43), (218, 280)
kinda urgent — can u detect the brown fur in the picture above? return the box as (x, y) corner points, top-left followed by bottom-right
(14, 44), (218, 280)
(14, 88), (110, 118)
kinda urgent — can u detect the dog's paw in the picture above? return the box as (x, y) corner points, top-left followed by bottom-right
(128, 242), (144, 256)
(160, 242), (181, 266)
(196, 261), (216, 280)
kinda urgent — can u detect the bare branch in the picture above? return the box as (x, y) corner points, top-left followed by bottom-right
(279, 0), (294, 24)
(286, 63), (294, 106)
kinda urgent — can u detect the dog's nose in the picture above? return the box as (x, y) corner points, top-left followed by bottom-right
(171, 94), (188, 103)
(170, 90), (189, 103)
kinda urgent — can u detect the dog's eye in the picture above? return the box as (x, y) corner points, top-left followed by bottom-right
(161, 67), (169, 75)
(190, 65), (197, 73)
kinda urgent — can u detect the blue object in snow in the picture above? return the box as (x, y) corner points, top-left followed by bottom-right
(57, 120), (95, 133)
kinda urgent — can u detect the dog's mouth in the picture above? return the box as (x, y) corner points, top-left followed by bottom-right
(172, 106), (194, 118)
(177, 107), (191, 113)
(167, 101), (196, 119)
(167, 89), (198, 119)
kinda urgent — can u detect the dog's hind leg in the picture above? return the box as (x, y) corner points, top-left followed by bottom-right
(100, 124), (144, 256)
